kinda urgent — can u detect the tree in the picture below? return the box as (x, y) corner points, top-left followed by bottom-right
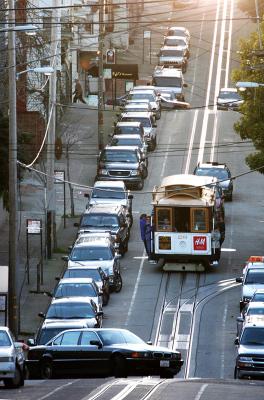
(238, 0), (264, 19)
(231, 23), (264, 173)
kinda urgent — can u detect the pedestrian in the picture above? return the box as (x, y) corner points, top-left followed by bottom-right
(140, 214), (155, 262)
(73, 79), (87, 104)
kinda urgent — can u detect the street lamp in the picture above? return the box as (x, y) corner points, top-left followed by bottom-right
(7, 1), (49, 337)
(236, 81), (264, 88)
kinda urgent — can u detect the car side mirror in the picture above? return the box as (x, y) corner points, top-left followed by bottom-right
(153, 123), (157, 127)
(183, 83), (188, 87)
(115, 253), (122, 259)
(234, 337), (239, 345)
(236, 316), (244, 323)
(73, 222), (79, 227)
(55, 276), (60, 281)
(98, 290), (103, 296)
(236, 277), (243, 283)
(38, 312), (45, 318)
(147, 341), (153, 345)
(84, 193), (90, 199)
(43, 291), (53, 298)
(68, 245), (73, 251)
(90, 340), (102, 349)
(27, 338), (35, 346)
(62, 255), (69, 262)
(128, 194), (133, 199)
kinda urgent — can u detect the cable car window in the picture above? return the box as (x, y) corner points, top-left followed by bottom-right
(191, 208), (208, 232)
(156, 208), (172, 231)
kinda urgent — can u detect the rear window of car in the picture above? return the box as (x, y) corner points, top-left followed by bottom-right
(115, 126), (141, 135)
(70, 246), (113, 261)
(160, 49), (184, 57)
(80, 214), (119, 228)
(245, 270), (264, 284)
(101, 149), (138, 163)
(121, 117), (151, 128)
(54, 283), (97, 298)
(195, 168), (229, 180)
(240, 327), (264, 345)
(46, 302), (95, 319)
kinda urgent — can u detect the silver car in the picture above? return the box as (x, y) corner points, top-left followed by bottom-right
(126, 90), (161, 119)
(0, 326), (26, 388)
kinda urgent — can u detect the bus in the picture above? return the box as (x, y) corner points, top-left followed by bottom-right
(150, 174), (225, 270)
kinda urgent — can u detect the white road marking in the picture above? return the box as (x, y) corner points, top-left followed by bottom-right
(160, 136), (172, 178)
(125, 251), (146, 325)
(197, 0), (220, 163)
(221, 248), (236, 252)
(36, 381), (77, 400)
(220, 303), (228, 378)
(194, 384), (208, 400)
(185, 109), (199, 174)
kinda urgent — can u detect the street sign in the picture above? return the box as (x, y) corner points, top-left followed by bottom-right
(27, 219), (42, 234)
(144, 31), (151, 39)
(54, 170), (65, 184)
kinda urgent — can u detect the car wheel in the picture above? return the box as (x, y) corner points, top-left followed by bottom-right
(114, 274), (123, 293)
(143, 167), (148, 179)
(156, 110), (161, 120)
(127, 214), (133, 228)
(160, 369), (174, 379)
(4, 365), (23, 388)
(102, 291), (109, 306)
(136, 179), (144, 190)
(40, 359), (53, 379)
(182, 65), (187, 73)
(113, 354), (127, 378)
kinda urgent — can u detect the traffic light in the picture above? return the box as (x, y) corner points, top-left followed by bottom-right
(106, 49), (115, 64)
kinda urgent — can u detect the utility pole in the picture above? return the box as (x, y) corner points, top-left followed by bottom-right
(46, 1), (60, 256)
(8, 0), (19, 337)
(255, 0), (263, 49)
(98, 0), (105, 150)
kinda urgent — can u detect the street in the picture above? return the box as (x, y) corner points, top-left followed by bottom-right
(1, 0), (264, 398)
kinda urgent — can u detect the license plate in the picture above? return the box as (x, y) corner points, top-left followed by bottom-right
(160, 360), (170, 367)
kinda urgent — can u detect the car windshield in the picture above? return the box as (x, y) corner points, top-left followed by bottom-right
(165, 38), (186, 46)
(54, 283), (97, 298)
(245, 270), (264, 284)
(0, 331), (11, 346)
(63, 269), (102, 281)
(247, 307), (264, 315)
(70, 246), (113, 261)
(46, 302), (95, 319)
(111, 137), (142, 147)
(240, 327), (264, 345)
(160, 49), (184, 57)
(128, 93), (155, 102)
(168, 30), (186, 37)
(121, 117), (151, 128)
(219, 91), (241, 100)
(101, 150), (138, 163)
(153, 77), (182, 88)
(115, 126), (141, 135)
(98, 330), (145, 345)
(92, 188), (125, 200)
(80, 214), (119, 228)
(195, 168), (229, 180)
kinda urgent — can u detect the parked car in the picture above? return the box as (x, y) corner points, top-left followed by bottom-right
(113, 121), (145, 141)
(126, 90), (161, 119)
(26, 328), (184, 379)
(234, 321), (264, 379)
(120, 102), (153, 115)
(0, 326), (26, 388)
(62, 265), (110, 305)
(236, 302), (264, 337)
(63, 232), (122, 292)
(95, 145), (146, 189)
(166, 26), (190, 43)
(119, 112), (157, 151)
(38, 297), (103, 329)
(74, 204), (131, 255)
(217, 88), (244, 111)
(52, 277), (103, 310)
(152, 66), (187, 101)
(158, 46), (188, 72)
(110, 134), (148, 167)
(250, 288), (264, 303)
(163, 35), (190, 58)
(236, 265), (264, 311)
(86, 180), (133, 217)
(193, 162), (233, 201)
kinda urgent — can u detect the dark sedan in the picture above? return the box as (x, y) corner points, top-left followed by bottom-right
(27, 328), (183, 379)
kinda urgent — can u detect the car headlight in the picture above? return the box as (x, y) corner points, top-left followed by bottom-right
(108, 275), (114, 283)
(99, 169), (108, 175)
(131, 170), (139, 176)
(131, 351), (149, 358)
(238, 356), (253, 366)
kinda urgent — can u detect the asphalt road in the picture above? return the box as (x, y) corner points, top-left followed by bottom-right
(2, 0), (264, 398)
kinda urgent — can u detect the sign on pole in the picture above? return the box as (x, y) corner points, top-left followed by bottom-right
(27, 219), (42, 234)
